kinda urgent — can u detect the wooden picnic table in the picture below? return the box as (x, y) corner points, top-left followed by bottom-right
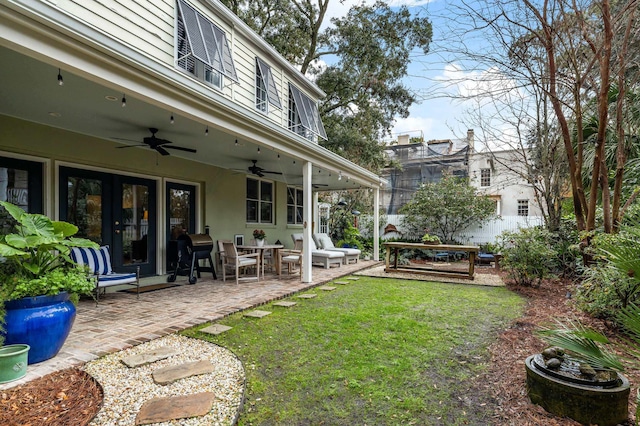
(383, 242), (480, 280)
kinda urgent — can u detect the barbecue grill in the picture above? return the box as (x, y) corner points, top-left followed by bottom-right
(167, 233), (216, 284)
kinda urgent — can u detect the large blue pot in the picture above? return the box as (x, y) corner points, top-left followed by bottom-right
(3, 292), (76, 364)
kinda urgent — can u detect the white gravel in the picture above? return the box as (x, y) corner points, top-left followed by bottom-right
(83, 334), (245, 426)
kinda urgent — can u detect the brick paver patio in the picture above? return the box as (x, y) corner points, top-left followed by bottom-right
(2, 261), (380, 389)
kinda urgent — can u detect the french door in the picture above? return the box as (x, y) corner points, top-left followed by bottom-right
(59, 167), (157, 276)
(165, 182), (196, 269)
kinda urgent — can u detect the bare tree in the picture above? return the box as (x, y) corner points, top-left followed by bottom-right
(423, 0), (640, 233)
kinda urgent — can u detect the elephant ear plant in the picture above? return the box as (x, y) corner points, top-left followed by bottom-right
(0, 201), (99, 344)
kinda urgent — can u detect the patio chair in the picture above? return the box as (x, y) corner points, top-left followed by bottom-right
(291, 233), (344, 269)
(70, 245), (139, 305)
(221, 241), (260, 285)
(280, 238), (302, 276)
(313, 233), (360, 264)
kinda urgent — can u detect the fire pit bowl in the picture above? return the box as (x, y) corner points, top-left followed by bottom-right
(525, 355), (629, 426)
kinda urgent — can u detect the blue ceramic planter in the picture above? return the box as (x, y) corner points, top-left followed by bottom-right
(3, 292), (76, 364)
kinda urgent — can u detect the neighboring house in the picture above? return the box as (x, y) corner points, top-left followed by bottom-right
(0, 0), (383, 282)
(381, 131), (472, 214)
(468, 149), (542, 218)
(379, 129), (543, 243)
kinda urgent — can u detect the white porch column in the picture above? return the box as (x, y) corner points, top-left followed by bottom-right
(373, 186), (380, 261)
(302, 161), (313, 283)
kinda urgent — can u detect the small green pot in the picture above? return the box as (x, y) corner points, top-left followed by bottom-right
(0, 344), (30, 383)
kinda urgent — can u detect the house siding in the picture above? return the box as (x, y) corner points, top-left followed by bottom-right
(51, 0), (309, 133)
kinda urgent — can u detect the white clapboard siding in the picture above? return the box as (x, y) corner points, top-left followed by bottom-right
(56, 0), (314, 132)
(63, 0), (174, 65)
(373, 214), (544, 245)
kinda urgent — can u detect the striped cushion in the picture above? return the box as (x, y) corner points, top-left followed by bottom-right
(97, 273), (137, 287)
(70, 246), (113, 275)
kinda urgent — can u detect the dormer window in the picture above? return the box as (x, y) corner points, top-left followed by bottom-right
(256, 58), (282, 113)
(176, 0), (238, 88)
(288, 83), (327, 141)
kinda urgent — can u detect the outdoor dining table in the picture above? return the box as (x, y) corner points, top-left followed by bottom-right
(383, 241), (479, 280)
(237, 244), (285, 278)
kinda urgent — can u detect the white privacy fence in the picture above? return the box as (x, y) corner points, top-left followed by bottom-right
(367, 214), (544, 245)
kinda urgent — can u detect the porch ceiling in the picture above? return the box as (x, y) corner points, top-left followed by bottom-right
(0, 45), (377, 191)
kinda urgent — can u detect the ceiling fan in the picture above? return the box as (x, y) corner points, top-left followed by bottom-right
(116, 128), (197, 156)
(248, 160), (283, 177)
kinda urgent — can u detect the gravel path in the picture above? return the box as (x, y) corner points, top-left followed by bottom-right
(83, 334), (245, 426)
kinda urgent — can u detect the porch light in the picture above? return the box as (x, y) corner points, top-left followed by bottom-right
(205, 126), (208, 136)
(170, 114), (174, 124)
(57, 68), (64, 86)
(257, 147), (261, 154)
(338, 171), (342, 181)
(235, 139), (239, 146)
(121, 94), (126, 107)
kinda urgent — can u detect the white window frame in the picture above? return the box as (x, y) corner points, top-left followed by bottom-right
(256, 61), (268, 113)
(246, 177), (274, 225)
(175, 0), (237, 88)
(517, 199), (529, 217)
(288, 83), (327, 140)
(287, 186), (304, 225)
(480, 168), (491, 187)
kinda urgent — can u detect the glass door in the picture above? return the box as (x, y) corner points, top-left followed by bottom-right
(0, 156), (43, 231)
(166, 182), (196, 269)
(60, 167), (157, 276)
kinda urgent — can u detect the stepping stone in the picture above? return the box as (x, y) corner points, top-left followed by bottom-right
(244, 310), (272, 318)
(153, 360), (215, 385)
(317, 286), (336, 291)
(122, 347), (179, 368)
(273, 301), (297, 307)
(333, 281), (349, 285)
(200, 324), (232, 335)
(346, 277), (359, 280)
(135, 392), (215, 425)
(296, 293), (317, 299)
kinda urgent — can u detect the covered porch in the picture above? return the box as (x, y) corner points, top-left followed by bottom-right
(3, 260), (380, 389)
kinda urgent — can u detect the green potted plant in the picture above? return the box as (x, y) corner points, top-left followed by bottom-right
(0, 201), (98, 364)
(421, 233), (442, 244)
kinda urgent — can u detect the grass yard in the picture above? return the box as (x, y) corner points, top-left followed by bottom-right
(183, 277), (524, 425)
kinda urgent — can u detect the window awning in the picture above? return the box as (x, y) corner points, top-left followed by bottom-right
(177, 0), (238, 83)
(256, 58), (282, 109)
(289, 83), (327, 140)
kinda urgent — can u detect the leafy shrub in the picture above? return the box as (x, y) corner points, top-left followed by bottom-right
(549, 217), (582, 278)
(575, 222), (640, 319)
(574, 265), (634, 319)
(498, 227), (556, 287)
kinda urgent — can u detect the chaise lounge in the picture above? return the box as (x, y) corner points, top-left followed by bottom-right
(313, 233), (360, 264)
(291, 233), (344, 269)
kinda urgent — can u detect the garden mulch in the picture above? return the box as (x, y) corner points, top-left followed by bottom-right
(1, 270), (637, 425)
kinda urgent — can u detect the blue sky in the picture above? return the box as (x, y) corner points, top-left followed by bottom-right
(322, 0), (491, 144)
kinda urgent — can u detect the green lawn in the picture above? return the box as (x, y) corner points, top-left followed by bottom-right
(183, 277), (524, 425)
